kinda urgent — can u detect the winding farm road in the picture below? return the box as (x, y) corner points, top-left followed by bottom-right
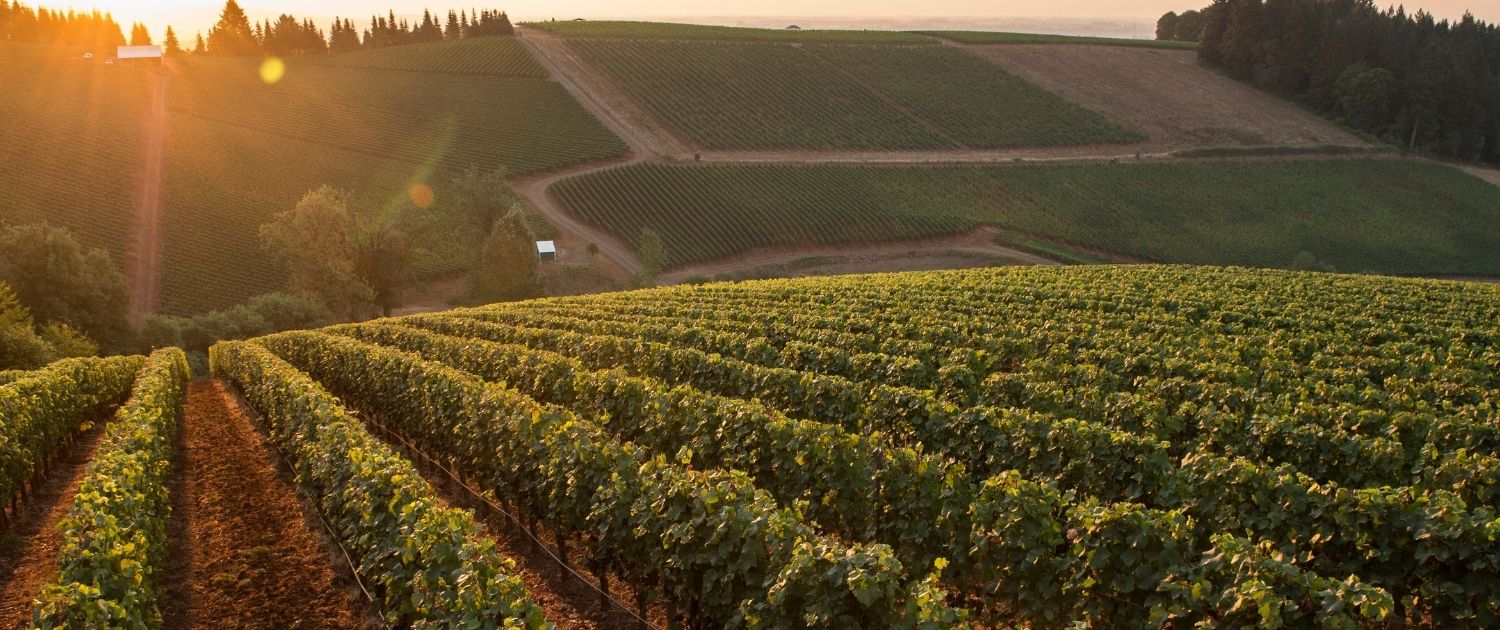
(514, 31), (649, 276)
(511, 29), (1494, 282)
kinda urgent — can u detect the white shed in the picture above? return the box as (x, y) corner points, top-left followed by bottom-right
(117, 45), (163, 66)
(535, 240), (557, 262)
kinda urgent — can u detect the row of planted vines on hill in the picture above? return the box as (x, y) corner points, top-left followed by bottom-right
(160, 53), (627, 313)
(552, 159), (1500, 273)
(564, 38), (1139, 150)
(219, 265), (1500, 627)
(0, 45), (150, 258)
(0, 349), (189, 625)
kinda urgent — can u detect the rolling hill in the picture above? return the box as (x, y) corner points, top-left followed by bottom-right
(204, 265), (1496, 626)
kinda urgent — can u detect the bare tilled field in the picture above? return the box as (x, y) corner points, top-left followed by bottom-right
(966, 45), (1367, 149)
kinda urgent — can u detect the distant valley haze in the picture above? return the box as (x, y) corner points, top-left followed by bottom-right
(85, 0), (1500, 41)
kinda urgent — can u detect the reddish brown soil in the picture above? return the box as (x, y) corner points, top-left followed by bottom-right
(0, 422), (107, 629)
(161, 381), (360, 629)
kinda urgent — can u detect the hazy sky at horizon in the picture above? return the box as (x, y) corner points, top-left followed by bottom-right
(77, 1), (1500, 41)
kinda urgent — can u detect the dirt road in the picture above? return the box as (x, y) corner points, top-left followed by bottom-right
(660, 226), (1059, 284)
(161, 381), (360, 629)
(0, 423), (108, 629)
(514, 30), (650, 276)
(127, 69), (169, 322)
(506, 31), (1419, 282)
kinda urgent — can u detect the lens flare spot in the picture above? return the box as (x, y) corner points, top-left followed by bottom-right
(259, 57), (285, 84)
(409, 183), (435, 209)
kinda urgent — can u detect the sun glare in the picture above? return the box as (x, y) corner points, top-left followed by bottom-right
(408, 183), (435, 209)
(259, 57), (285, 84)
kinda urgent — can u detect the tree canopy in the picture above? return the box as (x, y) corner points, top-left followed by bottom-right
(1165, 0), (1500, 163)
(0, 224), (130, 353)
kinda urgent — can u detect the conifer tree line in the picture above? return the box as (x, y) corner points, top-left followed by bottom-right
(0, 1), (125, 51)
(1162, 0), (1500, 163)
(1, 1), (514, 58)
(205, 1), (514, 57)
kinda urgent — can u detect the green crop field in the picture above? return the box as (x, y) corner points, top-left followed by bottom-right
(565, 38), (1139, 150)
(299, 35), (547, 77)
(209, 265), (1500, 627)
(170, 58), (623, 175)
(805, 44), (1144, 147)
(159, 53), (626, 313)
(553, 159), (1500, 274)
(527, 19), (936, 44)
(920, 30), (1198, 48)
(0, 43), (149, 260)
(159, 116), (425, 314)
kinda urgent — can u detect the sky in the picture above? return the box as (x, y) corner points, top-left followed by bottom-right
(80, 0), (1500, 41)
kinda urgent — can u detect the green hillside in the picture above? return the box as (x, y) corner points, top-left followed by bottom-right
(527, 19), (935, 44)
(0, 44), (149, 261)
(554, 159), (1500, 274)
(560, 38), (1141, 150)
(221, 264), (1500, 626)
(158, 49), (625, 313)
(297, 35), (547, 76)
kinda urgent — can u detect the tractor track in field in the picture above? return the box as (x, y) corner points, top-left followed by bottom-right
(161, 381), (365, 629)
(0, 422), (107, 629)
(126, 68), (169, 323)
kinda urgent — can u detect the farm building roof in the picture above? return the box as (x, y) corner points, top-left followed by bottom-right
(117, 45), (162, 59)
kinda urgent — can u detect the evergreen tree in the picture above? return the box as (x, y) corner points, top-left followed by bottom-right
(446, 10), (462, 39)
(163, 25), (182, 55)
(129, 21), (150, 45)
(207, 0), (258, 56)
(466, 209), (537, 303)
(193, 32), (206, 54)
(1184, 0), (1500, 162)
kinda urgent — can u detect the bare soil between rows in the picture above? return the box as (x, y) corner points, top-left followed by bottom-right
(161, 381), (362, 629)
(0, 421), (108, 629)
(357, 413), (662, 629)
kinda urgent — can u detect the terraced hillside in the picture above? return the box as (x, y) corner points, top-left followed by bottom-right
(210, 265), (1498, 627)
(553, 159), (1500, 275)
(160, 43), (627, 313)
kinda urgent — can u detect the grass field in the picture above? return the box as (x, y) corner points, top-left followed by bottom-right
(159, 55), (626, 313)
(553, 159), (1500, 274)
(298, 35), (547, 77)
(526, 19), (936, 43)
(0, 44), (148, 260)
(920, 30), (1197, 48)
(565, 38), (1139, 150)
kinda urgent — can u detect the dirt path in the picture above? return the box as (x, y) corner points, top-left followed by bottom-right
(511, 32), (1432, 282)
(161, 381), (360, 629)
(361, 417), (659, 629)
(127, 68), (169, 322)
(514, 30), (653, 276)
(0, 422), (108, 629)
(1458, 164), (1500, 188)
(660, 226), (1059, 283)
